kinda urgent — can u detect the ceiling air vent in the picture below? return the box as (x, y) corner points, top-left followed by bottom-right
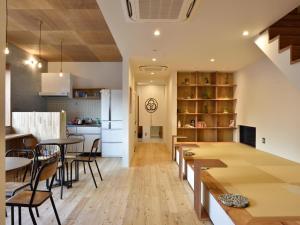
(124, 0), (197, 22)
(139, 65), (168, 73)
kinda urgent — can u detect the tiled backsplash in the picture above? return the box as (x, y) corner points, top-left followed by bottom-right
(47, 98), (101, 121)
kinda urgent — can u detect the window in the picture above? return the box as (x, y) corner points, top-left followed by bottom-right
(5, 66), (11, 126)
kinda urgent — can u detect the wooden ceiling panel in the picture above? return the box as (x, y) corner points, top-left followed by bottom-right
(65, 9), (109, 31)
(8, 31), (38, 45)
(7, 0), (122, 62)
(8, 10), (71, 31)
(91, 45), (123, 62)
(37, 31), (84, 45)
(46, 0), (99, 10)
(8, 0), (54, 9)
(77, 31), (116, 45)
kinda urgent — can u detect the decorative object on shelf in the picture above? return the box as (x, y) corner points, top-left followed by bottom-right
(183, 124), (194, 128)
(145, 98), (158, 113)
(73, 88), (102, 99)
(203, 75), (210, 85)
(178, 120), (181, 128)
(203, 102), (208, 113)
(223, 108), (229, 114)
(184, 78), (190, 85)
(190, 119), (195, 127)
(202, 88), (210, 99)
(197, 121), (207, 128)
(229, 120), (235, 128)
(218, 194), (249, 208)
(184, 151), (195, 157)
(225, 73), (229, 84)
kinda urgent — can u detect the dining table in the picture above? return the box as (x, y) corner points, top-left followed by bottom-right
(5, 157), (32, 172)
(39, 138), (83, 199)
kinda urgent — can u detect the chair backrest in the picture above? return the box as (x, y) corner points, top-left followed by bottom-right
(88, 138), (100, 160)
(30, 155), (58, 205)
(67, 134), (85, 153)
(23, 137), (38, 150)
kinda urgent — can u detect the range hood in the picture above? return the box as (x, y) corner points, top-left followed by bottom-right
(39, 73), (73, 97)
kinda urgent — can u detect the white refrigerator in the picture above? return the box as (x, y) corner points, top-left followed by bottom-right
(101, 89), (123, 157)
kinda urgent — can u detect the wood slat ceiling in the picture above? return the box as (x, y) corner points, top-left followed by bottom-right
(7, 0), (122, 62)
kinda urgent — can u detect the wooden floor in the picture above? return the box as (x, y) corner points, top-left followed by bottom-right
(6, 143), (211, 225)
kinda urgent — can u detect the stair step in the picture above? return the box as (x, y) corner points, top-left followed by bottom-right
(269, 27), (300, 40)
(273, 15), (300, 27)
(279, 36), (300, 50)
(291, 45), (300, 64)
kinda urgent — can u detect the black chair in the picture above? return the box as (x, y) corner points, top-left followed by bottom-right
(6, 155), (61, 225)
(70, 138), (103, 188)
(5, 149), (39, 219)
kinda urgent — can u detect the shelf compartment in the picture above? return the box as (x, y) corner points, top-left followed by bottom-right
(217, 129), (234, 142)
(197, 129), (217, 142)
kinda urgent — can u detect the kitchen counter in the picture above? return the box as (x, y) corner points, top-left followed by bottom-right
(67, 124), (101, 127)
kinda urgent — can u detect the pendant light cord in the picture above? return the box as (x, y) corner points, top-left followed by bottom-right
(60, 40), (63, 73)
(39, 21), (42, 60)
(6, 0), (8, 46)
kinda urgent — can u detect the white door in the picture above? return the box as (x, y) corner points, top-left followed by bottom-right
(101, 89), (110, 121)
(111, 90), (122, 121)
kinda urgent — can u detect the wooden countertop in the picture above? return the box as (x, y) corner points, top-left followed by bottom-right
(181, 142), (300, 224)
(5, 133), (32, 140)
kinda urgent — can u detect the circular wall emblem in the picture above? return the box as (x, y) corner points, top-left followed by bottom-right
(145, 98), (158, 113)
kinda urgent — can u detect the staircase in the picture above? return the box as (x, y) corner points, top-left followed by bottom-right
(255, 7), (300, 88)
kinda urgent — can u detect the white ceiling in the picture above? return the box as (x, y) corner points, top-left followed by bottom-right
(97, 0), (300, 82)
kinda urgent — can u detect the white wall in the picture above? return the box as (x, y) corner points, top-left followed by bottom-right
(0, 0), (6, 222)
(48, 62), (122, 89)
(137, 85), (167, 141)
(122, 59), (137, 166)
(165, 71), (177, 151)
(235, 56), (300, 163)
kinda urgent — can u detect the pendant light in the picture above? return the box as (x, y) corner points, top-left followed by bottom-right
(37, 20), (43, 68)
(59, 40), (63, 77)
(4, 0), (9, 55)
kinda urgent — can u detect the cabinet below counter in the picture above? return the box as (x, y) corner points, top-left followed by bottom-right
(67, 125), (101, 153)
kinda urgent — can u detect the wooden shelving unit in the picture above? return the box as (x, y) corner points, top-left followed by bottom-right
(73, 88), (102, 100)
(177, 71), (236, 142)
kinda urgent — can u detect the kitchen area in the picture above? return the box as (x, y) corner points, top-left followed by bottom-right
(5, 43), (123, 158)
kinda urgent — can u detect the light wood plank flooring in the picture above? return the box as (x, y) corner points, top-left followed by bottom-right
(6, 143), (211, 225)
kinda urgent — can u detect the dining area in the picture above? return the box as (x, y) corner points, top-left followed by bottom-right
(5, 133), (103, 225)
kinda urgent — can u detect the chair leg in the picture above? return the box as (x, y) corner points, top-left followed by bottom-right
(11, 206), (14, 225)
(70, 161), (74, 187)
(60, 167), (63, 199)
(29, 207), (37, 225)
(35, 207), (39, 217)
(22, 166), (29, 182)
(94, 160), (103, 181)
(83, 162), (86, 174)
(50, 196), (61, 225)
(18, 207), (21, 225)
(87, 162), (97, 188)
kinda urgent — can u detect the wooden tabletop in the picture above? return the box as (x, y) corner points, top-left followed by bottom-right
(40, 138), (83, 145)
(5, 157), (31, 172)
(5, 133), (31, 140)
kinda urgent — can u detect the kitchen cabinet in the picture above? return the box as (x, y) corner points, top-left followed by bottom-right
(67, 126), (101, 153)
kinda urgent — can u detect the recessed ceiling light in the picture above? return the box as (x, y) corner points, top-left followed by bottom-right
(150, 80), (153, 83)
(151, 72), (155, 75)
(210, 58), (215, 62)
(152, 58), (157, 62)
(242, 30), (249, 36)
(154, 30), (160, 36)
